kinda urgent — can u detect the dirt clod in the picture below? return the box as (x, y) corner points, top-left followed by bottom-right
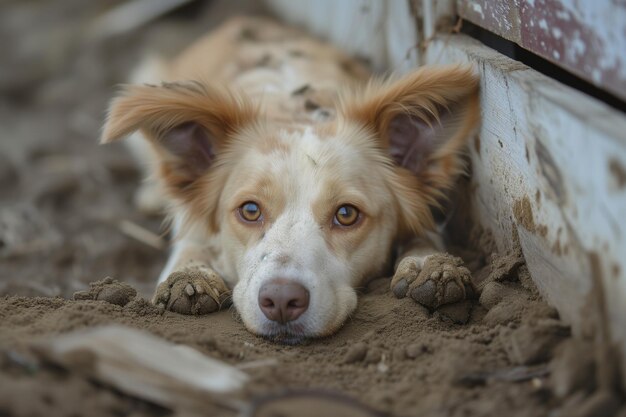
(484, 249), (525, 285)
(73, 277), (137, 307)
(483, 297), (526, 326)
(479, 281), (524, 310)
(404, 343), (429, 359)
(503, 319), (570, 365)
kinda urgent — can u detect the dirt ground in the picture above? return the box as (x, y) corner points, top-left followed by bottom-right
(0, 1), (623, 416)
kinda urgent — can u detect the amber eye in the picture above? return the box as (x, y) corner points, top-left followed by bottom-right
(334, 205), (360, 226)
(239, 201), (262, 222)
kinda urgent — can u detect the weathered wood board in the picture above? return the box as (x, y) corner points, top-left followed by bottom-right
(37, 325), (248, 411)
(457, 0), (626, 101)
(425, 33), (626, 382)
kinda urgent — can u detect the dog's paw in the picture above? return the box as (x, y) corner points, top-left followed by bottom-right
(153, 265), (231, 315)
(391, 253), (474, 310)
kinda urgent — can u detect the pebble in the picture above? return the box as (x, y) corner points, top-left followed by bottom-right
(405, 343), (427, 359)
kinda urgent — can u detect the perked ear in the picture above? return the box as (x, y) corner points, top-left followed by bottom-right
(340, 65), (480, 235)
(101, 81), (256, 196)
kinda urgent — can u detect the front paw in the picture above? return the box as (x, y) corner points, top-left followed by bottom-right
(153, 265), (231, 315)
(391, 253), (474, 310)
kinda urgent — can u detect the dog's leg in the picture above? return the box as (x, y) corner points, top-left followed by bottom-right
(390, 236), (475, 310)
(152, 240), (231, 315)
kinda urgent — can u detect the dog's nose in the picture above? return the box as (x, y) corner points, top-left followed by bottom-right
(258, 280), (309, 324)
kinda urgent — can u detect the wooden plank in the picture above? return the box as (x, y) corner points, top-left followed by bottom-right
(425, 33), (626, 383)
(37, 325), (248, 411)
(457, 0), (626, 101)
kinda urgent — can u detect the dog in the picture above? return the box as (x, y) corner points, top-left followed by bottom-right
(101, 17), (479, 344)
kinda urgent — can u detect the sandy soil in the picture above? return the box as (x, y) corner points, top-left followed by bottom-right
(0, 265), (578, 417)
(0, 1), (622, 416)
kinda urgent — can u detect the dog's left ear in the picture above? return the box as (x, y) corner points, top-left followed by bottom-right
(101, 81), (257, 231)
(341, 65), (480, 234)
(101, 81), (256, 197)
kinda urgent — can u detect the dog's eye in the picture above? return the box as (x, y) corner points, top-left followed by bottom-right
(334, 205), (360, 227)
(239, 201), (262, 222)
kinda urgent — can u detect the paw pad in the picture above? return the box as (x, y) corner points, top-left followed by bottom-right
(392, 253), (474, 310)
(153, 266), (231, 315)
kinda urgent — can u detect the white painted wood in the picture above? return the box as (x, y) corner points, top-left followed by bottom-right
(425, 34), (626, 381)
(385, 0), (420, 74)
(422, 0), (435, 40)
(264, 0), (420, 73)
(421, 0), (455, 42)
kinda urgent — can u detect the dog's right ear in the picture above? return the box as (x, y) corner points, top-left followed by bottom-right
(339, 65), (479, 236)
(101, 82), (256, 194)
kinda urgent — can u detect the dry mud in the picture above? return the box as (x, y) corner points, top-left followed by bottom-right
(0, 1), (623, 416)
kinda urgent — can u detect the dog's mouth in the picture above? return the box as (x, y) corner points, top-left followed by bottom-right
(260, 322), (309, 345)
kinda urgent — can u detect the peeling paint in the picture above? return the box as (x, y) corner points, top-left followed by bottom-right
(513, 196), (536, 233)
(609, 158), (626, 190)
(555, 9), (570, 21)
(536, 139), (566, 205)
(457, 0), (626, 101)
(471, 2), (485, 19)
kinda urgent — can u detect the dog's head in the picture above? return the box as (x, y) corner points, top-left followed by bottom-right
(102, 66), (479, 343)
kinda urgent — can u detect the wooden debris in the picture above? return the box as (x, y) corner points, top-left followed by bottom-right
(35, 325), (248, 411)
(118, 219), (165, 250)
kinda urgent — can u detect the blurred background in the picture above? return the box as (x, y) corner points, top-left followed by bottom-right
(0, 0), (268, 298)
